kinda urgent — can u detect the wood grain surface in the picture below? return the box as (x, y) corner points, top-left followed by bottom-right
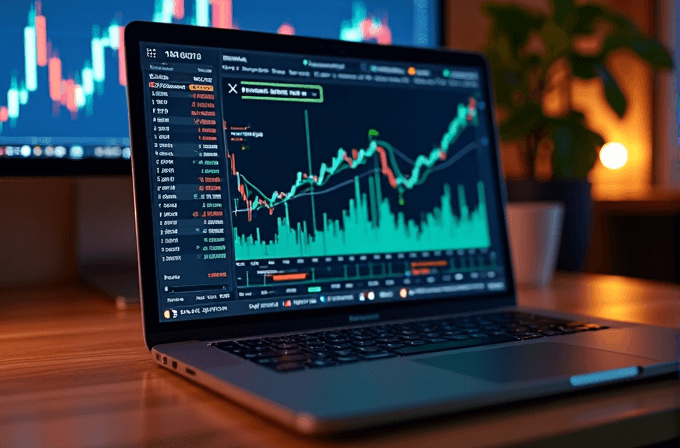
(0, 273), (679, 448)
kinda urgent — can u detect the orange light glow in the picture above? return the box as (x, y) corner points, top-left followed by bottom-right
(572, 51), (651, 195)
(600, 142), (628, 170)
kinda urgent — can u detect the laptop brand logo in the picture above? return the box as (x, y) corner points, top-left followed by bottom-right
(349, 313), (380, 323)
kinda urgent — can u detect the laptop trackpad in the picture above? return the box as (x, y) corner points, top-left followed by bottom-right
(416, 342), (653, 383)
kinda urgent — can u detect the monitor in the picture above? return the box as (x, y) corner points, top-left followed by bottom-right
(0, 0), (443, 176)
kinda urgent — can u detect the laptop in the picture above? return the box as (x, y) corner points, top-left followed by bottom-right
(123, 21), (679, 434)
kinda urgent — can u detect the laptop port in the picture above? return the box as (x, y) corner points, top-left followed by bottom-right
(185, 368), (196, 376)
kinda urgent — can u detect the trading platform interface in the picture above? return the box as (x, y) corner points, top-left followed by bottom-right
(139, 43), (509, 322)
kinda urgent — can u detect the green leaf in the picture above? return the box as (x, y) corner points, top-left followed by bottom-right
(603, 32), (674, 69)
(549, 114), (601, 178)
(552, 0), (575, 25)
(490, 74), (518, 109)
(572, 2), (674, 69)
(572, 5), (642, 37)
(493, 35), (514, 66)
(483, 4), (545, 57)
(570, 111), (586, 124)
(597, 65), (627, 117)
(593, 7), (636, 30)
(485, 45), (526, 109)
(573, 128), (603, 178)
(488, 71), (526, 112)
(528, 54), (543, 68)
(589, 128), (605, 147)
(570, 53), (601, 79)
(572, 5), (608, 35)
(541, 20), (571, 60)
(499, 103), (544, 141)
(551, 120), (577, 178)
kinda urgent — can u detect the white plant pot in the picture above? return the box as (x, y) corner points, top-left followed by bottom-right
(506, 202), (565, 287)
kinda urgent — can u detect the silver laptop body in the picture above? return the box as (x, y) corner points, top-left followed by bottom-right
(124, 21), (679, 434)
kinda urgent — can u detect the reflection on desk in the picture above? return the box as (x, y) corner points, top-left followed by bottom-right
(0, 273), (679, 447)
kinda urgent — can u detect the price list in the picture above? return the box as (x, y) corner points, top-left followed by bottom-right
(144, 63), (237, 308)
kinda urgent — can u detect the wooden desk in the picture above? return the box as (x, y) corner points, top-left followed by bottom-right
(1, 274), (679, 448)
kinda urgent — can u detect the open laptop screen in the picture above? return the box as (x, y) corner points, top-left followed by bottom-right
(137, 41), (509, 323)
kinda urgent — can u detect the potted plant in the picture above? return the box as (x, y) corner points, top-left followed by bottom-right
(483, 0), (673, 271)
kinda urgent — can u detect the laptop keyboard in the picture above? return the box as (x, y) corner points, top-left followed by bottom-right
(212, 311), (608, 372)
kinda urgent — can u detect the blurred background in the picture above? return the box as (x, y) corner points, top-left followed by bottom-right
(0, 0), (678, 294)
(451, 0), (680, 284)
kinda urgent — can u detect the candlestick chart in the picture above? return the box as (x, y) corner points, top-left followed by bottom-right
(0, 0), (436, 147)
(223, 80), (491, 261)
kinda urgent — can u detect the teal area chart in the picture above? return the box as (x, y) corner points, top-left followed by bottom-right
(223, 79), (491, 261)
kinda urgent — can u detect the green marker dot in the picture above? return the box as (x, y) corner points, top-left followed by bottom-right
(443, 69), (450, 78)
(303, 59), (309, 66)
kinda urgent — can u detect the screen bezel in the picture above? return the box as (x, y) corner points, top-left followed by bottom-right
(124, 20), (517, 349)
(0, 0), (444, 177)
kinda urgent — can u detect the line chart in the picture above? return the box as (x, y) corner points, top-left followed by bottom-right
(229, 97), (478, 221)
(226, 96), (489, 260)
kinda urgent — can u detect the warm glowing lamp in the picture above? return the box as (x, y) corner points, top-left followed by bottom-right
(599, 142), (628, 170)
